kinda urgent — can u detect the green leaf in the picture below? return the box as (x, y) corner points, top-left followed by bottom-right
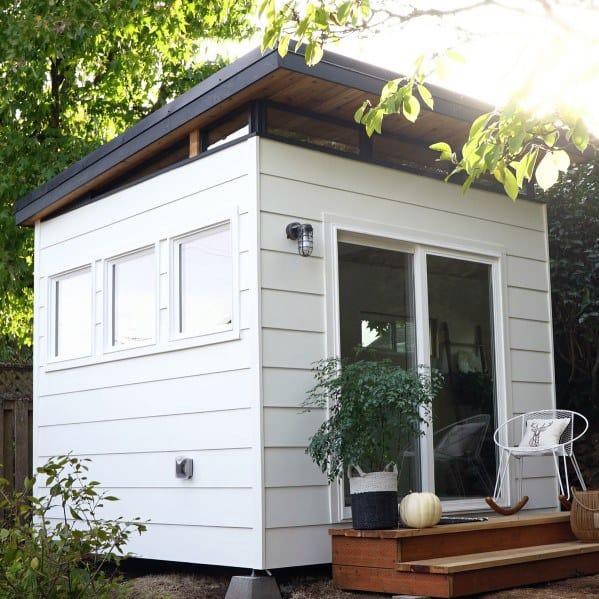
(336, 1), (353, 23)
(503, 167), (519, 201)
(417, 84), (434, 110)
(543, 130), (558, 148)
(402, 95), (420, 123)
(305, 42), (324, 66)
(553, 149), (571, 173)
(572, 119), (589, 152)
(469, 113), (490, 139)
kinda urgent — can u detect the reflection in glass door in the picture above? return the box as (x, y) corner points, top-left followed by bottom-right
(427, 255), (497, 500)
(337, 241), (419, 498)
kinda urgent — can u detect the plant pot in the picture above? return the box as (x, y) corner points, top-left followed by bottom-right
(348, 465), (398, 530)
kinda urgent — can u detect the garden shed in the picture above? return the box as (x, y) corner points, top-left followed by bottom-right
(14, 45), (559, 570)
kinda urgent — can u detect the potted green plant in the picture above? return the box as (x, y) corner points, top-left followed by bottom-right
(304, 357), (443, 530)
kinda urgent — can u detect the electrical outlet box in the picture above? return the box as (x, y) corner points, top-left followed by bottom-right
(175, 456), (193, 479)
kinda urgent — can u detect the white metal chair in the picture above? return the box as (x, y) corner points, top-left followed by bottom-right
(489, 409), (588, 512)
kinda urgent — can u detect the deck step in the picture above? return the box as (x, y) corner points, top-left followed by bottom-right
(397, 541), (599, 574)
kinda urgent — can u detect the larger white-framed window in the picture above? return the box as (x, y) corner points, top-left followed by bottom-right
(49, 266), (93, 361)
(324, 216), (509, 520)
(171, 221), (234, 340)
(105, 246), (157, 351)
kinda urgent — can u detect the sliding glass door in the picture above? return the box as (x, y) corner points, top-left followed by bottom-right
(337, 236), (498, 506)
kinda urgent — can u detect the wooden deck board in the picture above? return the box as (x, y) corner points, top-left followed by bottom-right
(398, 541), (599, 573)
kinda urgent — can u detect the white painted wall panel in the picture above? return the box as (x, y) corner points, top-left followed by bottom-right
(263, 407), (325, 448)
(508, 287), (551, 321)
(265, 525), (332, 568)
(45, 487), (254, 528)
(261, 251), (324, 294)
(39, 336), (250, 396)
(266, 486), (330, 528)
(35, 139), (261, 568)
(512, 382), (554, 413)
(511, 350), (553, 383)
(36, 449), (254, 488)
(125, 523), (260, 567)
(262, 329), (324, 369)
(264, 448), (328, 487)
(259, 140), (545, 232)
(262, 367), (316, 408)
(260, 176), (548, 261)
(506, 256), (549, 291)
(261, 289), (325, 333)
(38, 409), (253, 456)
(509, 319), (552, 352)
(38, 368), (252, 425)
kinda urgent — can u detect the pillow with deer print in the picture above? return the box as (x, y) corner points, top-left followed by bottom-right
(518, 418), (570, 449)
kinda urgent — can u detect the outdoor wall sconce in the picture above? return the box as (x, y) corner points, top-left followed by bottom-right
(286, 222), (314, 257)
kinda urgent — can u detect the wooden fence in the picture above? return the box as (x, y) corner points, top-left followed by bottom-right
(0, 365), (33, 492)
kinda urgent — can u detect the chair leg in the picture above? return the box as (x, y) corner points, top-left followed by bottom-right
(569, 453), (587, 491)
(551, 451), (565, 497)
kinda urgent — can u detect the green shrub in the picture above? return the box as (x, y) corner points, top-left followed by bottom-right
(304, 358), (444, 480)
(0, 455), (146, 598)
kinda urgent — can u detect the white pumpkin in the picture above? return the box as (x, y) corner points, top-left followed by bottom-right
(399, 492), (442, 528)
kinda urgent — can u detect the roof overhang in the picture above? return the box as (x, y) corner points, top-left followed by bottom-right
(14, 45), (492, 226)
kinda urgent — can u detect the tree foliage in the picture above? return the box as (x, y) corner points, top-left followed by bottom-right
(546, 161), (599, 419)
(259, 0), (597, 200)
(0, 0), (254, 351)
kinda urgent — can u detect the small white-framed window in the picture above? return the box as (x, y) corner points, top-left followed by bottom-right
(107, 247), (156, 349)
(174, 222), (233, 338)
(50, 267), (93, 360)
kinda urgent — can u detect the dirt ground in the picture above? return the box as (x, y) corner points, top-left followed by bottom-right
(124, 571), (599, 598)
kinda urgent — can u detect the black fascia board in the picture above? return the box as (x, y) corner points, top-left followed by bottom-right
(14, 43), (492, 225)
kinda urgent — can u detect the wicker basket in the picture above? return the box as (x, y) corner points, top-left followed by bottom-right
(570, 487), (599, 542)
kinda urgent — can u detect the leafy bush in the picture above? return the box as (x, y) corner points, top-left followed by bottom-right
(0, 455), (146, 598)
(304, 358), (443, 480)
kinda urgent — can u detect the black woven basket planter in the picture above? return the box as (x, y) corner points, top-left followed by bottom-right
(351, 490), (398, 529)
(348, 466), (399, 530)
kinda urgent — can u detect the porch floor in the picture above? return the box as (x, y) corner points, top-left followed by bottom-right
(330, 512), (599, 597)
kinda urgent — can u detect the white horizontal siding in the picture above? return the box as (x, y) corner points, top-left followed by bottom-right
(510, 350), (553, 383)
(512, 382), (554, 413)
(39, 335), (250, 396)
(265, 486), (330, 528)
(38, 409), (253, 456)
(263, 407), (325, 448)
(264, 448), (327, 487)
(260, 140), (545, 232)
(265, 525), (332, 568)
(506, 256), (549, 291)
(34, 140), (261, 568)
(509, 319), (552, 352)
(38, 368), (252, 424)
(261, 251), (324, 294)
(262, 367), (316, 408)
(126, 523), (261, 567)
(45, 487), (254, 528)
(261, 289), (325, 333)
(262, 329), (324, 369)
(35, 448), (254, 488)
(507, 287), (551, 321)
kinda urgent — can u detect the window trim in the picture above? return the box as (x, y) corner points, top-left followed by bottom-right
(104, 245), (158, 353)
(169, 218), (239, 344)
(47, 265), (94, 363)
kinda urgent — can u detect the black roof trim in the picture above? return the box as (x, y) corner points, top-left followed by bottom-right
(14, 44), (491, 225)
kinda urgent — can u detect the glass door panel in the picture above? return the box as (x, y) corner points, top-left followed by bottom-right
(426, 255), (497, 500)
(337, 241), (419, 498)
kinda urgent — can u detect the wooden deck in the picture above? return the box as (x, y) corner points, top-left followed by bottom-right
(330, 512), (599, 597)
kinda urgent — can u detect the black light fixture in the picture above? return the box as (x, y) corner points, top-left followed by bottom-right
(286, 222), (314, 257)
